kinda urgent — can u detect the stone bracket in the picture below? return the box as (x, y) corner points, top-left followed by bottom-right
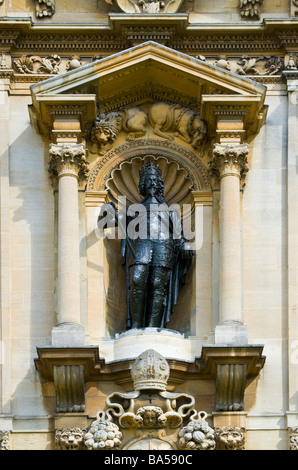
(53, 365), (85, 413)
(198, 345), (266, 411)
(35, 346), (105, 413)
(215, 363), (247, 411)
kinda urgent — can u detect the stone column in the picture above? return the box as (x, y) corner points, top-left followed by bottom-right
(49, 142), (88, 346)
(210, 143), (249, 344)
(0, 75), (12, 417)
(283, 70), (298, 431)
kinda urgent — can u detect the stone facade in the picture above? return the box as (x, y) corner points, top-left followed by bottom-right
(0, 0), (297, 451)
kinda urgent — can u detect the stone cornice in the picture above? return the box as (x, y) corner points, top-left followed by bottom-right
(1, 17), (297, 94)
(0, 17), (297, 54)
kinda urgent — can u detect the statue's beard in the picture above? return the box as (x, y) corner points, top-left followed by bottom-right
(146, 186), (157, 197)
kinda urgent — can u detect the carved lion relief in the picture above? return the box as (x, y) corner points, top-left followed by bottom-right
(148, 102), (207, 148)
(214, 426), (246, 450)
(90, 107), (148, 155)
(55, 427), (86, 450)
(89, 102), (207, 155)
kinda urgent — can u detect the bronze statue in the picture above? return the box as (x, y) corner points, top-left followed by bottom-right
(98, 159), (193, 330)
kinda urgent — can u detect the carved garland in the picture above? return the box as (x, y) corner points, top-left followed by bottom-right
(34, 0), (55, 18)
(239, 0), (264, 19)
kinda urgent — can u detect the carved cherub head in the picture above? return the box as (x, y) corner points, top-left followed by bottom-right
(135, 405), (167, 428)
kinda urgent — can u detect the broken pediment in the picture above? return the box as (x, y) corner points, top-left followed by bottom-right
(29, 41), (267, 142)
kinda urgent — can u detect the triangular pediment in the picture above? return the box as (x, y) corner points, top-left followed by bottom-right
(30, 41), (267, 138)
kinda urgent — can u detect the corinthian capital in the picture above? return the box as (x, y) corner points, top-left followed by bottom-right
(209, 143), (249, 184)
(49, 143), (89, 181)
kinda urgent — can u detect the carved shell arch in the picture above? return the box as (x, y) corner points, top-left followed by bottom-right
(86, 139), (211, 206)
(106, 156), (194, 207)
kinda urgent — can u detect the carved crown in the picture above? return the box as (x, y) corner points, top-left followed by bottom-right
(139, 159), (162, 178)
(131, 349), (170, 391)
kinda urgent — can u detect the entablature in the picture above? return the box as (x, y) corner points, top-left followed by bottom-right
(1, 17), (297, 96)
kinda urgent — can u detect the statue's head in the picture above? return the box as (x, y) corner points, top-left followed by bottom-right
(139, 159), (164, 199)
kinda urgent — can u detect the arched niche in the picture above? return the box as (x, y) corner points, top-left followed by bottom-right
(87, 139), (211, 194)
(85, 140), (212, 339)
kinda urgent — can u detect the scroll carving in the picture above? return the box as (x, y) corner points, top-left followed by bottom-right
(214, 55), (260, 75)
(263, 55), (284, 75)
(13, 55), (60, 74)
(213, 54), (284, 76)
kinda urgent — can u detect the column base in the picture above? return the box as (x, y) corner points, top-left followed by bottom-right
(215, 320), (248, 345)
(51, 322), (85, 346)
